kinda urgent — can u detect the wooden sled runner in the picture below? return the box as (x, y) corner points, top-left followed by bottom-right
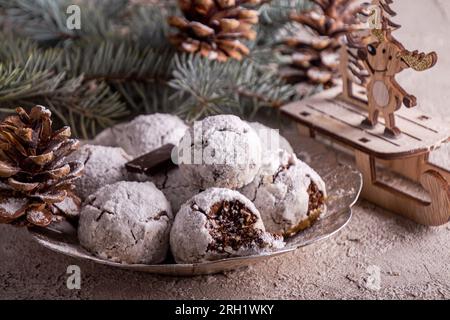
(281, 84), (450, 226)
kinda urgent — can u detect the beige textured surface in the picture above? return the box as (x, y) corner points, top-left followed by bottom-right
(1, 0), (449, 299)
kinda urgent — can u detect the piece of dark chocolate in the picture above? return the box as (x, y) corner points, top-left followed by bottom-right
(125, 144), (176, 176)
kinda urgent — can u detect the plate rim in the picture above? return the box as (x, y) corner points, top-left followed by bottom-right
(28, 165), (362, 275)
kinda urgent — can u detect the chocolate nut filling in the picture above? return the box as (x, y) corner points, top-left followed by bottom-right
(307, 181), (325, 214)
(205, 200), (266, 253)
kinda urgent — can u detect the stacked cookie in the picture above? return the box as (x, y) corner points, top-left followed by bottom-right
(73, 114), (327, 265)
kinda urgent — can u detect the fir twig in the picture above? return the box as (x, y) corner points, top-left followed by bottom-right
(0, 36), (128, 139)
(169, 54), (297, 121)
(0, 0), (310, 138)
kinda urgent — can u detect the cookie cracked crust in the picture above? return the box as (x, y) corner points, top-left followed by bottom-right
(240, 149), (327, 236)
(178, 115), (262, 190)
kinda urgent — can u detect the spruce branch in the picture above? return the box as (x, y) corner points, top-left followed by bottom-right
(0, 0), (78, 43)
(0, 0), (128, 44)
(59, 39), (177, 117)
(45, 81), (128, 138)
(259, 0), (312, 28)
(257, 0), (312, 44)
(250, 0), (312, 66)
(0, 33), (40, 64)
(62, 40), (175, 84)
(233, 61), (298, 110)
(0, 0), (306, 135)
(0, 36), (128, 139)
(169, 54), (297, 121)
(126, 1), (177, 48)
(115, 81), (176, 115)
(0, 57), (71, 102)
(169, 54), (239, 121)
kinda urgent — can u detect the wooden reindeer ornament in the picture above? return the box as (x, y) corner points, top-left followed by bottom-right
(281, 0), (450, 225)
(338, 0), (400, 105)
(358, 30), (438, 138)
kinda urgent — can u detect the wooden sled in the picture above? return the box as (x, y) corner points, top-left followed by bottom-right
(281, 84), (450, 226)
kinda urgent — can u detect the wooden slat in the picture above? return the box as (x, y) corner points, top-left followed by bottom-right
(338, 84), (446, 141)
(282, 85), (450, 160)
(355, 150), (450, 226)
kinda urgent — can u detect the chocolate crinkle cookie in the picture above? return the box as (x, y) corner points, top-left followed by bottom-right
(67, 144), (132, 200)
(92, 113), (188, 157)
(149, 168), (201, 214)
(78, 181), (173, 264)
(240, 149), (327, 236)
(178, 115), (262, 190)
(170, 188), (285, 264)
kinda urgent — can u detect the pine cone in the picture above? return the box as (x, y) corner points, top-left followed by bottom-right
(279, 0), (365, 87)
(168, 0), (262, 62)
(0, 106), (84, 227)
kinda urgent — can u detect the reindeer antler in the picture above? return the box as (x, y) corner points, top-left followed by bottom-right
(400, 51), (438, 71)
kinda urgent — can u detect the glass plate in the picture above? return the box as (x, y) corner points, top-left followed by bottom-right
(28, 163), (362, 276)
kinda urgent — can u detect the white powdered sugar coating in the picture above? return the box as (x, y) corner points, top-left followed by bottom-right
(67, 144), (132, 200)
(247, 122), (294, 154)
(429, 145), (449, 169)
(78, 181), (173, 264)
(148, 168), (201, 214)
(27, 209), (45, 222)
(131, 167), (201, 214)
(0, 197), (27, 217)
(90, 124), (125, 147)
(240, 149), (327, 235)
(179, 115), (262, 189)
(54, 195), (81, 218)
(170, 188), (285, 264)
(93, 114), (188, 157)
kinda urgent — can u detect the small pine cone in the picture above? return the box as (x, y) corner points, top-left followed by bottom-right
(0, 106), (84, 227)
(279, 36), (340, 87)
(168, 0), (261, 62)
(279, 0), (365, 87)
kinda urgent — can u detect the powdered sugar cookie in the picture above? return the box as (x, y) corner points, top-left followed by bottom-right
(240, 149), (326, 236)
(178, 115), (262, 189)
(149, 168), (201, 214)
(92, 114), (188, 157)
(78, 181), (173, 264)
(68, 144), (131, 200)
(170, 188), (284, 264)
